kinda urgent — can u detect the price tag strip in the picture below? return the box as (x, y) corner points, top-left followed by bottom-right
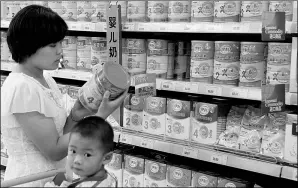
(182, 146), (199, 159)
(205, 84), (222, 96)
(120, 134), (132, 145)
(230, 87), (248, 98)
(140, 138), (154, 149)
(210, 154), (228, 165)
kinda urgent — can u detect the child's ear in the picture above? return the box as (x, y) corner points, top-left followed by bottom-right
(102, 152), (113, 165)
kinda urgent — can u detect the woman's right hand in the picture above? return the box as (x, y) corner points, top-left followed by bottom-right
(97, 89), (128, 120)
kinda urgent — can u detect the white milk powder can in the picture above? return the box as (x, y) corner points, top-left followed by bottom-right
(77, 36), (92, 71)
(127, 1), (147, 22)
(91, 1), (109, 22)
(61, 1), (77, 21)
(166, 166), (192, 187)
(168, 1), (191, 22)
(105, 152), (123, 187)
(191, 1), (214, 22)
(144, 160), (167, 187)
(77, 1), (92, 22)
(269, 1), (293, 21)
(241, 1), (269, 21)
(146, 39), (168, 78)
(214, 1), (241, 22)
(91, 37), (107, 73)
(62, 36), (77, 69)
(147, 1), (169, 22)
(123, 155), (145, 187)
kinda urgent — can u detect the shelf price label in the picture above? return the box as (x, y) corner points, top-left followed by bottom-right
(83, 22), (95, 31)
(210, 154), (228, 165)
(184, 83), (198, 93)
(140, 138), (154, 149)
(161, 81), (174, 90)
(205, 85), (222, 96)
(120, 134), (132, 145)
(182, 146), (198, 159)
(230, 88), (248, 98)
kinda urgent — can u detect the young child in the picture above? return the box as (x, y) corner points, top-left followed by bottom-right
(45, 116), (117, 187)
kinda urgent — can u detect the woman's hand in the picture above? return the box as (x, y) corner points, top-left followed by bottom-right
(71, 99), (94, 121)
(97, 89), (128, 120)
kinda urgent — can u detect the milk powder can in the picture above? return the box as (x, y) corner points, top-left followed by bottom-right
(48, 1), (63, 17)
(191, 172), (218, 187)
(91, 37), (107, 73)
(166, 99), (191, 141)
(123, 94), (145, 132)
(174, 41), (189, 80)
(79, 62), (130, 113)
(241, 1), (269, 22)
(147, 1), (169, 22)
(77, 36), (92, 71)
(214, 1), (241, 22)
(213, 41), (240, 86)
(91, 1), (109, 22)
(191, 1), (214, 22)
(190, 40), (215, 83)
(239, 42), (267, 87)
(168, 1), (191, 22)
(127, 1), (147, 22)
(110, 1), (127, 23)
(166, 166), (192, 187)
(123, 155), (145, 187)
(1, 31), (10, 63)
(167, 41), (175, 79)
(123, 38), (147, 76)
(105, 152), (123, 187)
(144, 160), (167, 187)
(5, 1), (20, 20)
(61, 1), (77, 21)
(143, 97), (166, 136)
(62, 36), (77, 69)
(269, 1), (293, 21)
(77, 1), (93, 22)
(146, 39), (168, 78)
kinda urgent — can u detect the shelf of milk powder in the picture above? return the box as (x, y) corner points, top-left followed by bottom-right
(157, 78), (262, 101)
(45, 69), (92, 82)
(118, 129), (282, 178)
(286, 93), (298, 106)
(281, 166), (298, 181)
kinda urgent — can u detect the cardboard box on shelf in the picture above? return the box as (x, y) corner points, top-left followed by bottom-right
(284, 113), (297, 164)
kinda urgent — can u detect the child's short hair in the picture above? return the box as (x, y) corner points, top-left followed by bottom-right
(7, 5), (68, 63)
(70, 116), (114, 153)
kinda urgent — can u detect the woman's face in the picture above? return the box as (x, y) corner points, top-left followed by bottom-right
(28, 41), (63, 70)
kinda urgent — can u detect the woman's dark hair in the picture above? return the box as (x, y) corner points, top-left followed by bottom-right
(70, 116), (114, 153)
(7, 5), (68, 63)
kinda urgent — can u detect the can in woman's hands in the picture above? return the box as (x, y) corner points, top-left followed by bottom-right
(79, 62), (130, 113)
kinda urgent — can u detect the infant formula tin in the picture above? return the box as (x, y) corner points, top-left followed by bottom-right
(146, 39), (168, 78)
(5, 1), (20, 20)
(57, 84), (69, 113)
(166, 166), (192, 187)
(123, 155), (144, 187)
(79, 62), (130, 113)
(110, 1), (127, 22)
(214, 1), (241, 22)
(77, 36), (91, 71)
(214, 41), (240, 86)
(144, 160), (167, 187)
(267, 43), (292, 65)
(167, 41), (175, 79)
(106, 152), (123, 187)
(284, 114), (297, 164)
(174, 41), (189, 80)
(1, 31), (10, 63)
(191, 102), (227, 145)
(127, 1), (147, 22)
(269, 1), (293, 21)
(191, 1), (214, 22)
(239, 42), (267, 87)
(191, 172), (218, 187)
(123, 94), (145, 132)
(143, 97), (166, 136)
(190, 40), (215, 83)
(61, 1), (77, 21)
(147, 1), (168, 22)
(217, 178), (248, 187)
(91, 37), (107, 73)
(266, 63), (290, 91)
(91, 1), (109, 23)
(123, 39), (147, 76)
(166, 99), (191, 141)
(168, 1), (191, 22)
(62, 36), (77, 69)
(77, 1), (92, 22)
(241, 1), (269, 22)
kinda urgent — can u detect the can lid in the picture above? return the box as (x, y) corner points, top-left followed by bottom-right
(103, 62), (130, 89)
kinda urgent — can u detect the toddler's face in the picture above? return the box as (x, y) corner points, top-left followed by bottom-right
(67, 133), (108, 178)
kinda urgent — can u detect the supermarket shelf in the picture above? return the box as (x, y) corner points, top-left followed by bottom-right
(281, 166), (298, 181)
(1, 157), (7, 167)
(1, 20), (297, 34)
(118, 128), (282, 177)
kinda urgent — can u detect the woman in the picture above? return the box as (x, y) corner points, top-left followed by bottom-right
(1, 5), (127, 187)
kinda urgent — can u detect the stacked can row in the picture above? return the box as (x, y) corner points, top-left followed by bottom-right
(1, 1), (294, 23)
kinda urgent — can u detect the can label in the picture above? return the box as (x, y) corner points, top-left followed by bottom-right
(214, 1), (240, 22)
(190, 59), (214, 78)
(144, 160), (167, 187)
(215, 41), (240, 53)
(269, 1), (293, 21)
(77, 1), (92, 22)
(91, 2), (109, 22)
(127, 1), (146, 22)
(77, 57), (91, 71)
(123, 54), (147, 74)
(124, 39), (146, 54)
(191, 1), (214, 22)
(166, 166), (192, 187)
(5, 1), (20, 20)
(241, 1), (269, 21)
(147, 56), (168, 74)
(168, 1), (191, 22)
(267, 64), (290, 84)
(267, 43), (292, 65)
(62, 36), (77, 51)
(214, 60), (240, 85)
(240, 61), (264, 83)
(63, 56), (77, 69)
(147, 1), (168, 22)
(77, 37), (91, 57)
(97, 71), (125, 100)
(147, 39), (168, 56)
